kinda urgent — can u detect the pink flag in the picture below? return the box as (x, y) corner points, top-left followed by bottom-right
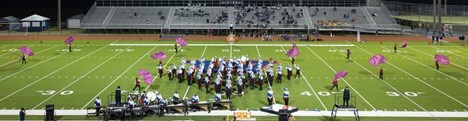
(369, 54), (387, 67)
(19, 46), (34, 56)
(401, 41), (407, 48)
(333, 71), (348, 83)
(64, 36), (75, 45)
(286, 48), (299, 57)
(151, 51), (167, 60)
(176, 38), (187, 47)
(434, 54), (450, 65)
(138, 69), (153, 85)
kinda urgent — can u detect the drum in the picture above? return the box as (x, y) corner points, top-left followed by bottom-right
(147, 91), (157, 102)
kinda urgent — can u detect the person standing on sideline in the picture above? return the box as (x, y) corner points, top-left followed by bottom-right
(21, 53), (26, 64)
(346, 49), (351, 60)
(379, 67), (384, 80)
(283, 88), (290, 106)
(436, 60), (440, 70)
(175, 44), (178, 54)
(19, 108), (26, 121)
(267, 87), (274, 105)
(94, 97), (102, 116)
(133, 78), (141, 92)
(393, 43), (397, 53)
(115, 86), (122, 106)
(343, 86), (350, 108)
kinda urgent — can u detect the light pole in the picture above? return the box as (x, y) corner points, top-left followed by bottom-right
(58, 0), (61, 31)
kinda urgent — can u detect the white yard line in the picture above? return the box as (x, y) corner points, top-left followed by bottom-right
(0, 46), (59, 68)
(31, 47), (132, 109)
(430, 46), (467, 59)
(305, 46), (377, 110)
(255, 45), (261, 59)
(381, 46), (468, 87)
(280, 46), (328, 111)
(230, 45), (233, 59)
(0, 44), (112, 102)
(81, 46), (158, 110)
(349, 41), (468, 108)
(110, 43), (355, 47)
(0, 46), (35, 57)
(331, 46), (438, 119)
(408, 47), (468, 71)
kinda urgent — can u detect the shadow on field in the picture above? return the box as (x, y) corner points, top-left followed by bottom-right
(358, 71), (372, 76)
(259, 100), (268, 106)
(324, 86), (332, 90)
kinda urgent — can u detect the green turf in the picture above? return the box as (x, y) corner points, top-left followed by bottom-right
(0, 40), (467, 115)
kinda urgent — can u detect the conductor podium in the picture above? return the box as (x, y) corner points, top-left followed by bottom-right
(45, 104), (55, 121)
(260, 104), (298, 121)
(330, 95), (360, 121)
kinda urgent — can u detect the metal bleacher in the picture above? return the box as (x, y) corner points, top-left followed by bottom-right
(81, 1), (401, 34)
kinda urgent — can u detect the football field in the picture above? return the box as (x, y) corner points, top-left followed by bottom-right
(0, 39), (467, 117)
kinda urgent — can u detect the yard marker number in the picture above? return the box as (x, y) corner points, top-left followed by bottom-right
(386, 92), (423, 97)
(318, 91), (331, 96)
(36, 90), (74, 96)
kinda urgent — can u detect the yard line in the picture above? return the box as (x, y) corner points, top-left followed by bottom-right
(255, 45), (261, 59)
(0, 44), (112, 102)
(430, 46), (467, 59)
(31, 47), (132, 109)
(381, 46), (468, 87)
(82, 46), (158, 110)
(0, 46), (58, 68)
(230, 45), (233, 59)
(0, 45), (83, 83)
(305, 46), (376, 110)
(280, 46), (328, 111)
(0, 45), (35, 57)
(183, 45), (208, 98)
(350, 41), (468, 108)
(331, 46), (439, 119)
(408, 47), (468, 71)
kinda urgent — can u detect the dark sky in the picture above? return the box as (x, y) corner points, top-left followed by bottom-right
(0, 0), (466, 22)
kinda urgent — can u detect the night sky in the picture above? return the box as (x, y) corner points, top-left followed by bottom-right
(0, 0), (466, 23)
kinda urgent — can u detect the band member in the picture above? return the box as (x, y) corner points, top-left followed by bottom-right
(158, 61), (163, 78)
(394, 43), (397, 53)
(295, 65), (301, 78)
(214, 93), (222, 101)
(140, 91), (146, 104)
(191, 94), (199, 103)
(175, 44), (178, 54)
(69, 43), (72, 52)
(204, 77), (210, 93)
(379, 67), (384, 80)
(214, 78), (221, 93)
(167, 67), (173, 80)
(226, 82), (232, 99)
(268, 72), (274, 87)
(330, 79), (339, 92)
(172, 64), (177, 78)
(237, 78), (243, 96)
(277, 63), (283, 83)
(94, 97), (102, 116)
(267, 87), (274, 105)
(249, 71), (256, 90)
(283, 88), (290, 106)
(197, 74), (203, 89)
(21, 53), (26, 64)
(133, 78), (141, 92)
(346, 49), (351, 60)
(436, 60), (440, 70)
(286, 65), (292, 80)
(258, 73), (264, 90)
